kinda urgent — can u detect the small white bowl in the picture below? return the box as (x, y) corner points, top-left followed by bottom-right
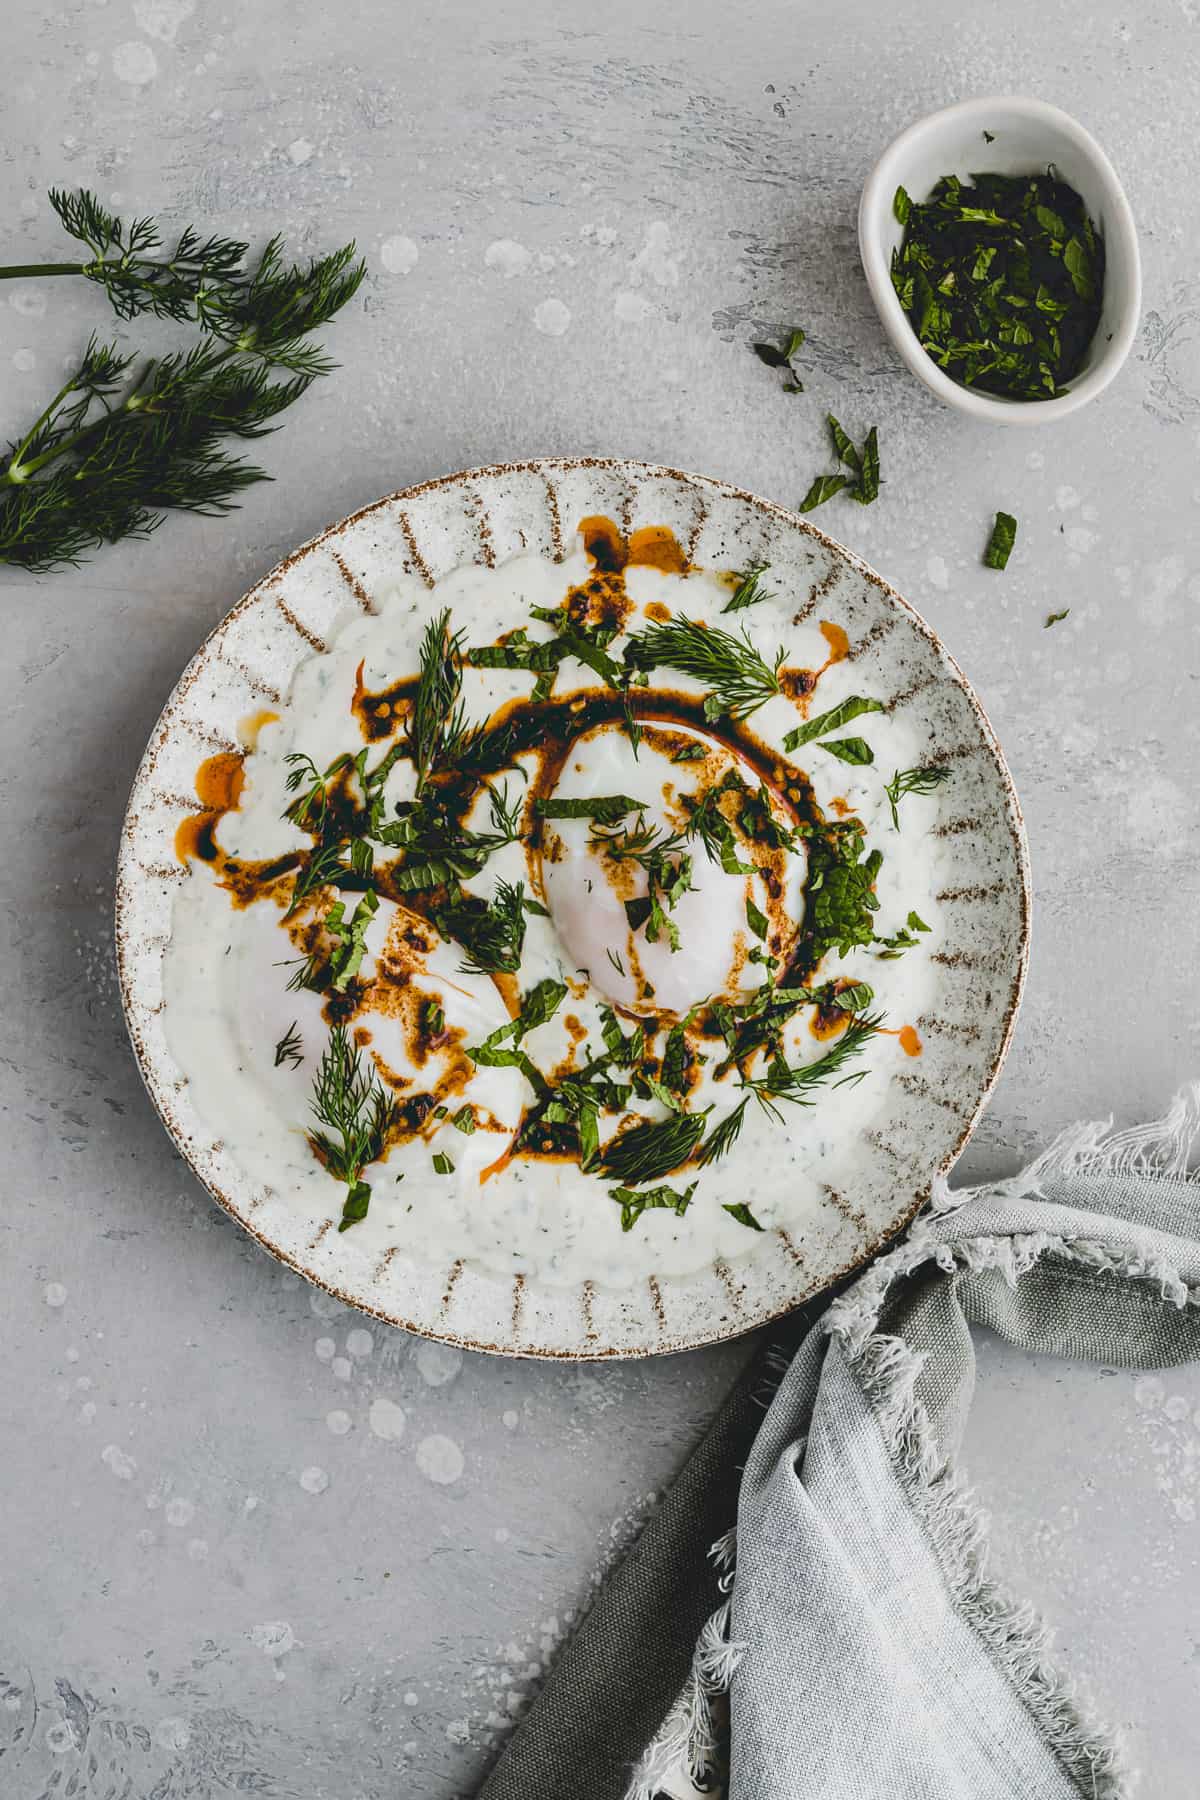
(859, 96), (1141, 424)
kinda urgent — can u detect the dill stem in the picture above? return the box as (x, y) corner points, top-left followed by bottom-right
(0, 262), (86, 281)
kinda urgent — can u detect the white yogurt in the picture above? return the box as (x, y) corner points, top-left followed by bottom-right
(164, 538), (951, 1287)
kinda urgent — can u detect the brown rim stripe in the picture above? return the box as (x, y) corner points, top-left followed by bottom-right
(845, 616), (898, 661)
(936, 882), (1012, 903)
(647, 1274), (667, 1338)
(185, 722), (240, 754)
(792, 554), (842, 624)
(932, 816), (983, 838)
(581, 1279), (597, 1343)
(137, 862), (186, 882)
(866, 1129), (912, 1168)
(917, 1014), (982, 1044)
(821, 1184), (868, 1232)
(928, 741), (986, 763)
(883, 671), (939, 714)
(331, 552), (376, 614)
(214, 646), (282, 705)
(396, 510), (435, 587)
(153, 791), (204, 813)
(274, 593), (327, 654)
(307, 1219), (334, 1251)
(440, 1258), (464, 1316)
(467, 487), (497, 567)
(776, 1226), (805, 1269)
(897, 1074), (971, 1119)
(930, 948), (1006, 971)
(511, 1272), (526, 1336)
(542, 475), (564, 558)
(373, 1246), (400, 1281)
(685, 496), (710, 563)
(713, 1257), (742, 1312)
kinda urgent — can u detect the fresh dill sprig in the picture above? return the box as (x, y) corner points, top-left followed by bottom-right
(722, 561), (774, 614)
(741, 1013), (880, 1124)
(599, 1110), (708, 1185)
(0, 206), (364, 573)
(273, 1021), (304, 1068)
(433, 878), (527, 974)
(405, 610), (465, 792)
(0, 190), (250, 322)
(883, 764), (951, 829)
(699, 1096), (751, 1165)
(308, 1024), (397, 1231)
(625, 617), (786, 721)
(372, 785), (522, 891)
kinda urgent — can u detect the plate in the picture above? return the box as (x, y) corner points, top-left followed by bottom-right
(116, 458), (1030, 1357)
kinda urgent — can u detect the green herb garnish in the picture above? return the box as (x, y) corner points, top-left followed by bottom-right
(700, 1097), (750, 1165)
(451, 1106), (477, 1135)
(984, 511), (1018, 570)
(820, 736), (874, 766)
(610, 1180), (698, 1232)
(433, 878), (527, 974)
(536, 794), (646, 823)
(625, 618), (785, 722)
(600, 1110), (708, 1185)
(1045, 608), (1070, 628)
(308, 1024), (397, 1231)
(746, 896), (769, 941)
(722, 562), (774, 614)
(876, 910), (932, 959)
(799, 418), (881, 514)
(783, 695), (883, 753)
(742, 1012), (878, 1122)
(891, 171), (1104, 399)
(722, 1201), (764, 1230)
(273, 1021), (303, 1068)
(798, 473), (851, 514)
(883, 765), (951, 829)
(432, 1152), (454, 1175)
(328, 889), (379, 991)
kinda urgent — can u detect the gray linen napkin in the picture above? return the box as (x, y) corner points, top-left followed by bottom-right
(479, 1088), (1200, 1800)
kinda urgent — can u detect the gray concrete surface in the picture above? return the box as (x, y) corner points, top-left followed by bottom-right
(3, 0), (1199, 1792)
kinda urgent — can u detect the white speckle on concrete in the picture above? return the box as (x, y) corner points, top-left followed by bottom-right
(381, 235), (419, 275)
(299, 1465), (330, 1495)
(80, 1401), (97, 1422)
(326, 1409), (353, 1436)
(132, 0), (194, 41)
(613, 289), (655, 324)
(369, 1396), (406, 1441)
(580, 222), (617, 248)
(112, 41), (158, 83)
(165, 1497), (195, 1527)
(331, 1357), (353, 1380)
(533, 298), (571, 337)
(345, 1327), (373, 1359)
(308, 1289), (343, 1321)
(502, 1409), (519, 1431)
(926, 554), (949, 591)
(186, 1538), (209, 1561)
(154, 1715), (192, 1751)
(404, 1689), (420, 1705)
(9, 289), (47, 319)
(415, 1340), (462, 1387)
(314, 1336), (335, 1362)
(13, 348), (36, 373)
(446, 1718), (471, 1744)
(417, 1434), (464, 1485)
(288, 138), (314, 166)
(43, 1282), (68, 1308)
(629, 219), (679, 289)
(101, 1444), (136, 1480)
(485, 238), (532, 277)
(45, 1721), (76, 1754)
(250, 1620), (295, 1657)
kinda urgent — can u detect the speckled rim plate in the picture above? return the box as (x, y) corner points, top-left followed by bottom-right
(116, 458), (1030, 1359)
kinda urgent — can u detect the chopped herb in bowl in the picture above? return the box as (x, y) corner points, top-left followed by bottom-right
(890, 170), (1104, 400)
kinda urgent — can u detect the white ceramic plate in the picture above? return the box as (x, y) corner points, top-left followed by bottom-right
(116, 459), (1030, 1358)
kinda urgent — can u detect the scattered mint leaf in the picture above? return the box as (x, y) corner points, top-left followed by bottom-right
(984, 511), (1017, 570)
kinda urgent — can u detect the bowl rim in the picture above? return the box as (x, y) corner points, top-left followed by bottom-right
(115, 456), (1033, 1359)
(858, 94), (1142, 425)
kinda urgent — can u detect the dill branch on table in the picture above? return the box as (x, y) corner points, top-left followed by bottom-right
(0, 190), (364, 573)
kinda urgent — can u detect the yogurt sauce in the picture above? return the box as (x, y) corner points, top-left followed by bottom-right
(164, 534), (953, 1288)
